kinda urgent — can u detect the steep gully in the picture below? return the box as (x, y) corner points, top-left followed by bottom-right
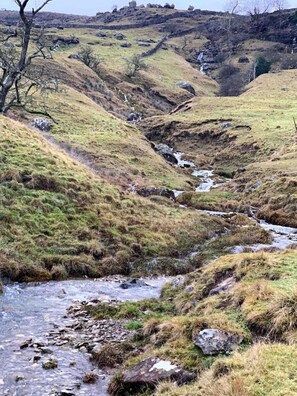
(0, 144), (296, 396)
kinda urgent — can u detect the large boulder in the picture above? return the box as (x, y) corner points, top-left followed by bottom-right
(208, 277), (236, 296)
(121, 42), (132, 48)
(121, 358), (194, 392)
(176, 81), (196, 96)
(136, 187), (175, 200)
(154, 144), (178, 165)
(32, 118), (52, 132)
(114, 32), (126, 40)
(120, 279), (148, 289)
(238, 56), (250, 63)
(52, 37), (79, 47)
(68, 53), (80, 60)
(127, 112), (141, 123)
(96, 32), (108, 38)
(194, 329), (243, 355)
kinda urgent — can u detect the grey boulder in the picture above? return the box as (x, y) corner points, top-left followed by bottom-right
(136, 187), (175, 200)
(127, 112), (141, 123)
(121, 358), (194, 391)
(209, 277), (236, 296)
(121, 42), (132, 48)
(120, 279), (148, 289)
(194, 329), (242, 355)
(176, 81), (196, 96)
(114, 33), (125, 40)
(33, 118), (52, 132)
(155, 144), (178, 165)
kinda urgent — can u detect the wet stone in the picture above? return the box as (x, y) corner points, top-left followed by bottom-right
(42, 358), (58, 369)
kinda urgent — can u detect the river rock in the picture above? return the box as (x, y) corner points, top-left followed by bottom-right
(42, 358), (58, 369)
(154, 144), (178, 164)
(208, 277), (236, 296)
(122, 358), (194, 391)
(176, 81), (196, 96)
(120, 278), (149, 289)
(59, 389), (75, 396)
(33, 118), (52, 132)
(20, 339), (32, 349)
(194, 329), (243, 355)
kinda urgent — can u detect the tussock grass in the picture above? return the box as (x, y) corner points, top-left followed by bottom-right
(0, 115), (222, 282)
(108, 251), (297, 394)
(157, 343), (297, 396)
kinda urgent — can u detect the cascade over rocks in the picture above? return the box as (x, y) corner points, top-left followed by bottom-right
(154, 143), (178, 164)
(194, 329), (243, 355)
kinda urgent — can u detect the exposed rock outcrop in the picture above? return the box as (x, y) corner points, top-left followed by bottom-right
(194, 329), (243, 355)
(120, 357), (194, 392)
(136, 187), (175, 200)
(32, 118), (52, 132)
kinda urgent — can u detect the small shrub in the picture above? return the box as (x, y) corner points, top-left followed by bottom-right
(78, 46), (102, 74)
(125, 55), (147, 78)
(126, 321), (143, 330)
(255, 56), (271, 77)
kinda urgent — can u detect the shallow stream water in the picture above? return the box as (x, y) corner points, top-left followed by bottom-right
(0, 278), (169, 396)
(1, 150), (296, 395)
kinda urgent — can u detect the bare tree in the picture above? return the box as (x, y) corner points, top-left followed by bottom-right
(244, 0), (273, 15)
(78, 46), (102, 74)
(0, 0), (53, 114)
(125, 55), (147, 78)
(272, 0), (289, 10)
(224, 0), (241, 54)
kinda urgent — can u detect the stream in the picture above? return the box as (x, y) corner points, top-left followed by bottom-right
(0, 278), (169, 396)
(0, 147), (296, 396)
(171, 149), (297, 252)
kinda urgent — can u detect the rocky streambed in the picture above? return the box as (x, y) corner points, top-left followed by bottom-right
(0, 277), (170, 396)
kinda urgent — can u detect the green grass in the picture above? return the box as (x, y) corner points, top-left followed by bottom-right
(108, 251), (297, 395)
(0, 114), (223, 282)
(28, 85), (190, 191)
(157, 344), (297, 396)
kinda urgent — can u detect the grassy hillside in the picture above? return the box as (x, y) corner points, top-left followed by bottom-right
(0, 114), (224, 283)
(45, 25), (217, 114)
(142, 70), (297, 226)
(22, 84), (191, 190)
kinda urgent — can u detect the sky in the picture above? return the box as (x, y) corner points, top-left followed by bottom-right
(0, 0), (295, 16)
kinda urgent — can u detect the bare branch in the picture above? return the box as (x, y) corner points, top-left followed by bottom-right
(32, 0), (53, 15)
